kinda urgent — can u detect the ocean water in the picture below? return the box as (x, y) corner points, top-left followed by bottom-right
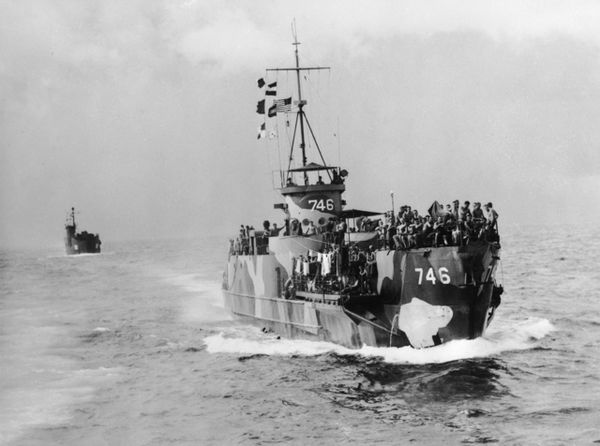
(1, 225), (599, 445)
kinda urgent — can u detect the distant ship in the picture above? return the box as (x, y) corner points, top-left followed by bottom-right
(64, 207), (101, 255)
(222, 34), (503, 349)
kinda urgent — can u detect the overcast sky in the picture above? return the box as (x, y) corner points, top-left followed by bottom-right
(2, 0), (600, 248)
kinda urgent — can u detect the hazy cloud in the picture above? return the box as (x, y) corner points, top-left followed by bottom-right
(2, 1), (600, 247)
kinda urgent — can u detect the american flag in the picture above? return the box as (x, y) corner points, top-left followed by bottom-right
(274, 97), (292, 113)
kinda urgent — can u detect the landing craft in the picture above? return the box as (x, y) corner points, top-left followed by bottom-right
(64, 207), (101, 255)
(222, 33), (502, 349)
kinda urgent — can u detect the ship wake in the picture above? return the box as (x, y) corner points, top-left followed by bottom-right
(203, 317), (554, 364)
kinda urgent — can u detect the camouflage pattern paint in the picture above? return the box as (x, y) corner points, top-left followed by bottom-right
(222, 240), (501, 349)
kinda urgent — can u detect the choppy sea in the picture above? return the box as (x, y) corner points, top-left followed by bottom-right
(1, 225), (599, 445)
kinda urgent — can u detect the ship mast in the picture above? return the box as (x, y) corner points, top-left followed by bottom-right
(266, 23), (330, 185)
(293, 36), (308, 172)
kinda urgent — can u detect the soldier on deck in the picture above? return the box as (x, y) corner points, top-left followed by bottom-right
(433, 216), (448, 246)
(444, 204), (453, 221)
(348, 244), (359, 280)
(335, 219), (347, 245)
(290, 219), (302, 236)
(472, 202), (485, 239)
(460, 201), (472, 220)
(484, 202), (499, 241)
(331, 170), (342, 184)
(462, 214), (474, 245)
(325, 217), (335, 243)
(271, 223), (280, 237)
(376, 219), (386, 248)
(451, 220), (462, 246)
(412, 209), (420, 221)
(262, 220), (271, 235)
(412, 216), (424, 247)
(358, 265), (369, 293)
(406, 223), (417, 248)
(484, 202), (498, 228)
(402, 206), (413, 224)
(366, 245), (377, 278)
(387, 221), (397, 250)
(443, 210), (457, 245)
(305, 220), (317, 236)
(393, 221), (407, 249)
(421, 215), (434, 247)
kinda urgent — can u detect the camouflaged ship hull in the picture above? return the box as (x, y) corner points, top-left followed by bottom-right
(222, 237), (501, 349)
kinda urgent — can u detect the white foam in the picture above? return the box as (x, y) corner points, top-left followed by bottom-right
(64, 253), (102, 258)
(204, 317), (555, 364)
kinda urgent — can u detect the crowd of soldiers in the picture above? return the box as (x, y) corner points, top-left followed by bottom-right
(230, 200), (499, 256)
(229, 200), (499, 297)
(229, 218), (348, 256)
(285, 200), (499, 296)
(384, 200), (499, 249)
(230, 225), (253, 255)
(289, 244), (378, 296)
